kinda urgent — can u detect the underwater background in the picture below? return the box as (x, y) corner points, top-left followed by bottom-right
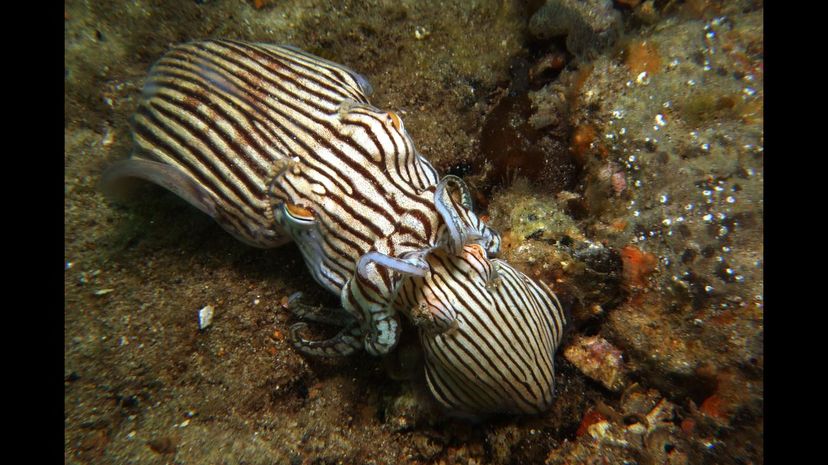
(65, 1), (763, 463)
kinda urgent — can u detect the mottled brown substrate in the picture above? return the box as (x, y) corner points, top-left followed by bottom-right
(489, 6), (763, 464)
(65, 1), (762, 464)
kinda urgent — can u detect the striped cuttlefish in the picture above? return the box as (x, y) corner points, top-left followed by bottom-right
(103, 40), (567, 415)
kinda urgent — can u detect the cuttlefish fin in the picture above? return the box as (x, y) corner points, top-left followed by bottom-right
(100, 158), (218, 220)
(256, 43), (374, 98)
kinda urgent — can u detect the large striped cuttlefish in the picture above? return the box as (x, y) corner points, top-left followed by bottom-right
(103, 39), (567, 415)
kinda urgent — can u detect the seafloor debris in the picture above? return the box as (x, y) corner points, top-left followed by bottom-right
(548, 391), (690, 464)
(477, 89), (578, 191)
(488, 188), (627, 325)
(487, 5), (761, 462)
(250, 0), (275, 10)
(147, 435), (178, 455)
(563, 335), (626, 391)
(528, 0), (623, 55)
(197, 305), (214, 330)
(384, 386), (425, 433)
(414, 26), (431, 40)
(619, 245), (658, 290)
(624, 39), (662, 77)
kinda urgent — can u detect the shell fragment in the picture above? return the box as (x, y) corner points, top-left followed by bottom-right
(198, 305), (215, 330)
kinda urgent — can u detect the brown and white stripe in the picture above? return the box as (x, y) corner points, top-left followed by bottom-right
(104, 40), (567, 415)
(395, 245), (567, 415)
(123, 39), (442, 292)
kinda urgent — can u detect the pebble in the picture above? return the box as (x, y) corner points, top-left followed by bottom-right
(198, 305), (215, 330)
(414, 26), (430, 40)
(564, 335), (627, 391)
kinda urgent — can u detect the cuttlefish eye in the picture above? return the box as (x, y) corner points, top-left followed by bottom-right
(284, 203), (315, 222)
(386, 111), (403, 131)
(466, 243), (486, 258)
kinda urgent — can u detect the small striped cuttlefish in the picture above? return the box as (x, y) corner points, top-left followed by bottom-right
(103, 39), (567, 415)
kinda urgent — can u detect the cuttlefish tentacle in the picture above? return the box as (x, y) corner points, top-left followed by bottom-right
(346, 250), (431, 356)
(434, 175), (471, 255)
(284, 292), (356, 326)
(289, 322), (363, 357)
(434, 175), (502, 257)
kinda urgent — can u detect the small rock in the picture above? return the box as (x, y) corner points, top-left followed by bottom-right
(384, 387), (424, 432)
(634, 0), (660, 25)
(564, 335), (627, 391)
(528, 0), (622, 55)
(414, 26), (430, 40)
(620, 245), (658, 290)
(411, 433), (444, 461)
(198, 305), (214, 330)
(620, 385), (661, 417)
(147, 435), (177, 454)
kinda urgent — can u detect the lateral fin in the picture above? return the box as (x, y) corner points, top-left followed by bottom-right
(100, 158), (218, 219)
